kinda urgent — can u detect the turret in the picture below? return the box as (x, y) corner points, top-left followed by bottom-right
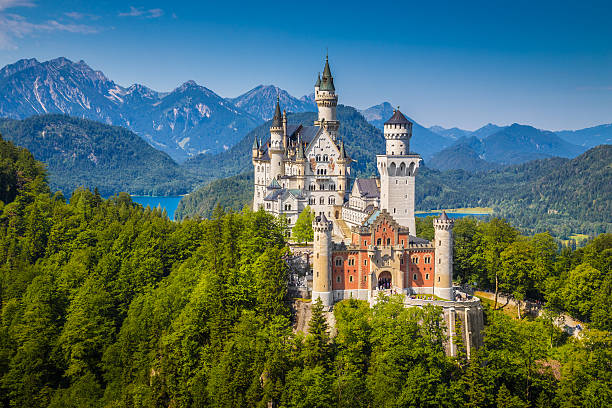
(295, 135), (306, 189)
(336, 140), (349, 199)
(312, 213), (333, 307)
(282, 109), (288, 150)
(251, 136), (259, 159)
(384, 108), (413, 156)
(314, 72), (321, 94)
(433, 211), (454, 300)
(269, 97), (285, 180)
(315, 56), (339, 140)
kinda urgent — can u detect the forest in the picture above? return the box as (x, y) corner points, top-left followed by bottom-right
(0, 132), (611, 407)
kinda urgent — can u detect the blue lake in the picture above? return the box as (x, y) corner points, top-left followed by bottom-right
(131, 196), (183, 219)
(416, 212), (489, 219)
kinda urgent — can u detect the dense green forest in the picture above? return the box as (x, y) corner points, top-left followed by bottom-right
(0, 115), (202, 196)
(1, 132), (611, 407)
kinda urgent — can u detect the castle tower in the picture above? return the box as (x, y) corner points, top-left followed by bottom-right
(295, 135), (306, 190)
(314, 56), (339, 140)
(336, 140), (349, 200)
(312, 213), (333, 307)
(433, 211), (454, 300)
(376, 109), (420, 234)
(269, 97), (285, 180)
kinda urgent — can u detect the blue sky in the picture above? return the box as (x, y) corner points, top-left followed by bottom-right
(0, 0), (610, 130)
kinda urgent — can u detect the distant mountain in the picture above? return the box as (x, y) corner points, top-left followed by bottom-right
(428, 125), (472, 140)
(228, 85), (317, 121)
(429, 124), (587, 171)
(470, 123), (505, 139)
(0, 114), (199, 196)
(555, 123), (612, 148)
(359, 102), (453, 160)
(0, 57), (261, 162)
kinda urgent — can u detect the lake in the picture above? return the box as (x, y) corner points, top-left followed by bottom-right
(131, 196), (183, 219)
(416, 212), (489, 219)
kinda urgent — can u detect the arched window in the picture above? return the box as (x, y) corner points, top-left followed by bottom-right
(320, 197), (325, 205)
(328, 196), (335, 205)
(376, 238), (382, 246)
(386, 238), (391, 245)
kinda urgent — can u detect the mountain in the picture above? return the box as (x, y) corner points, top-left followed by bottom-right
(228, 85), (317, 121)
(359, 102), (453, 159)
(0, 114), (200, 196)
(0, 57), (261, 162)
(429, 124), (587, 171)
(183, 104), (386, 181)
(470, 123), (505, 139)
(428, 125), (472, 140)
(555, 123), (612, 148)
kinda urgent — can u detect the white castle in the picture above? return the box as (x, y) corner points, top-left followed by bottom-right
(252, 57), (484, 356)
(252, 56), (418, 235)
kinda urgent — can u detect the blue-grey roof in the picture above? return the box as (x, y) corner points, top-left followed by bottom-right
(355, 178), (380, 199)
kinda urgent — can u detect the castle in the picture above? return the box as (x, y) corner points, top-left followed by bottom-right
(252, 58), (483, 356)
(252, 56), (457, 304)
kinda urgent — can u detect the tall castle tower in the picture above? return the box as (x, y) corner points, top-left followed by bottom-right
(314, 56), (339, 141)
(433, 211), (454, 300)
(312, 213), (333, 307)
(269, 98), (285, 181)
(376, 109), (421, 234)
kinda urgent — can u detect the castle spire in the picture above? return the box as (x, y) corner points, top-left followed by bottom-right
(315, 72), (321, 88)
(319, 56), (335, 92)
(271, 96), (282, 128)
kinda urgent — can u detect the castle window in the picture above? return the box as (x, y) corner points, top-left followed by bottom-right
(377, 238), (381, 246)
(349, 276), (353, 282)
(438, 277), (441, 282)
(364, 259), (367, 265)
(328, 196), (335, 205)
(439, 259), (441, 264)
(386, 238), (390, 245)
(425, 256), (431, 264)
(412, 256), (418, 264)
(396, 180), (398, 184)
(348, 258), (355, 266)
(320, 197), (324, 205)
(335, 258), (342, 266)
(336, 276), (341, 283)
(364, 240), (367, 246)
(400, 258), (404, 265)
(439, 240), (441, 245)
(413, 273), (418, 280)
(425, 273), (430, 280)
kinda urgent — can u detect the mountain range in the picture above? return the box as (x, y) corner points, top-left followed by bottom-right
(228, 85), (316, 121)
(0, 58), (262, 161)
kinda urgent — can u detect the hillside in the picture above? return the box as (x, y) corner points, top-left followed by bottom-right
(179, 145), (611, 236)
(429, 124), (586, 171)
(556, 123), (612, 148)
(174, 172), (253, 220)
(0, 114), (199, 196)
(228, 85), (317, 121)
(0, 57), (261, 161)
(183, 104), (386, 180)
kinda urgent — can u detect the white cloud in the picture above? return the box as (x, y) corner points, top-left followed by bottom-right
(64, 11), (100, 20)
(119, 6), (164, 19)
(0, 0), (34, 12)
(0, 3), (99, 50)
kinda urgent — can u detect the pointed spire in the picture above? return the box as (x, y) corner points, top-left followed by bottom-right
(439, 211), (450, 221)
(319, 56), (335, 92)
(296, 135), (305, 160)
(339, 140), (347, 159)
(252, 136), (259, 150)
(272, 95), (282, 128)
(315, 72), (321, 87)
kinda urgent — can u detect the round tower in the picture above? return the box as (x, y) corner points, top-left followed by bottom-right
(312, 213), (333, 307)
(269, 97), (285, 180)
(315, 56), (339, 140)
(433, 211), (454, 300)
(383, 108), (413, 156)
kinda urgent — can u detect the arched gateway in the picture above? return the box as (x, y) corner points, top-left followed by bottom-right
(377, 270), (392, 290)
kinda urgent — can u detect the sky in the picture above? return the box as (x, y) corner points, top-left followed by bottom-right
(0, 0), (610, 131)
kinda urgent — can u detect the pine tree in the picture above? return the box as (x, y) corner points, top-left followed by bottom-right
(292, 206), (314, 244)
(303, 298), (331, 367)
